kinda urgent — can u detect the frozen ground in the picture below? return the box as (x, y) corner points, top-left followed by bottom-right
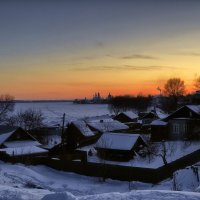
(14, 102), (111, 126)
(0, 161), (200, 199)
(87, 141), (200, 168)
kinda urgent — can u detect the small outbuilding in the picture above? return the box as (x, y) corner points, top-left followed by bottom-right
(64, 120), (99, 148)
(95, 132), (147, 161)
(114, 111), (138, 123)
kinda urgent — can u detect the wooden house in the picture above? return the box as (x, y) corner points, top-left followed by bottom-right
(87, 119), (129, 134)
(64, 120), (100, 148)
(140, 111), (159, 125)
(95, 132), (147, 161)
(114, 111), (138, 123)
(151, 105), (200, 141)
(0, 126), (48, 159)
(151, 119), (169, 141)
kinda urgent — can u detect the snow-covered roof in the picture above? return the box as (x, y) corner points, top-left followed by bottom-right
(151, 119), (168, 126)
(0, 126), (18, 145)
(0, 146), (48, 156)
(88, 120), (129, 133)
(164, 105), (200, 121)
(122, 111), (138, 119)
(155, 109), (168, 119)
(84, 115), (113, 123)
(95, 132), (143, 150)
(0, 132), (14, 146)
(72, 120), (95, 137)
(0, 126), (18, 135)
(186, 105), (200, 115)
(4, 140), (41, 148)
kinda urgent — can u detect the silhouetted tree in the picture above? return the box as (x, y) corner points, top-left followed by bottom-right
(0, 94), (15, 123)
(7, 108), (44, 130)
(108, 95), (152, 114)
(164, 78), (185, 97)
(160, 78), (186, 112)
(146, 141), (175, 165)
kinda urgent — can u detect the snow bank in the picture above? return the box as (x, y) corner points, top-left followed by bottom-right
(42, 190), (200, 200)
(173, 167), (199, 191)
(42, 192), (76, 200)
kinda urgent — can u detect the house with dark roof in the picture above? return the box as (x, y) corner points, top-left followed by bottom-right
(95, 132), (147, 161)
(139, 108), (167, 125)
(0, 126), (48, 159)
(64, 120), (100, 148)
(151, 105), (200, 141)
(113, 111), (138, 123)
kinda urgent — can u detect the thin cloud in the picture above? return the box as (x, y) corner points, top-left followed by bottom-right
(121, 54), (158, 60)
(177, 52), (200, 56)
(69, 65), (179, 71)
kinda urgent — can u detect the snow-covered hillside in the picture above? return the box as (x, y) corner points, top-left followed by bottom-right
(0, 161), (200, 200)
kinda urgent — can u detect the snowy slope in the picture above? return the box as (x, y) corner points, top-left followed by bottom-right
(0, 161), (200, 199)
(42, 190), (200, 200)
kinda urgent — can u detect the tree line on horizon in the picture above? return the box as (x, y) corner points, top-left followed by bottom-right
(0, 76), (199, 128)
(109, 76), (200, 114)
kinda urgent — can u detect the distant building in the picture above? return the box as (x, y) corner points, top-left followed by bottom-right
(74, 92), (112, 104)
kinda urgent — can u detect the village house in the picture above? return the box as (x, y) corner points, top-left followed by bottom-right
(113, 111), (138, 123)
(0, 126), (48, 160)
(29, 126), (62, 150)
(95, 132), (147, 161)
(151, 105), (200, 141)
(85, 115), (129, 134)
(139, 108), (167, 125)
(191, 91), (200, 104)
(64, 120), (100, 148)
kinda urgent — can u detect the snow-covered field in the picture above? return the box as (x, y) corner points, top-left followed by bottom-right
(14, 102), (110, 126)
(0, 161), (200, 200)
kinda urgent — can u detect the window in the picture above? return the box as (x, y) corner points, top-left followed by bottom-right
(173, 123), (180, 134)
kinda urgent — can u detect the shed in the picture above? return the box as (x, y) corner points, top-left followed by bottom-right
(95, 132), (147, 161)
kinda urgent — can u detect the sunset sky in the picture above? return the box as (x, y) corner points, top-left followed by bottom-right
(0, 0), (200, 100)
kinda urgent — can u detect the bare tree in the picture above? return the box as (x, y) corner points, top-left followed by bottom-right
(160, 78), (186, 112)
(164, 78), (186, 97)
(0, 94), (15, 123)
(146, 141), (175, 165)
(7, 108), (44, 130)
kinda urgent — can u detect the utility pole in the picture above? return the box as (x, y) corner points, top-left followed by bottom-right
(61, 113), (66, 143)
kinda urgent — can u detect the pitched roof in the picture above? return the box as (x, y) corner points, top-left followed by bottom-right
(95, 132), (143, 151)
(186, 105), (200, 115)
(164, 105), (200, 120)
(122, 111), (138, 119)
(151, 119), (168, 126)
(72, 120), (95, 137)
(0, 146), (48, 156)
(0, 126), (18, 135)
(87, 120), (129, 133)
(4, 140), (41, 148)
(84, 115), (113, 123)
(0, 126), (19, 145)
